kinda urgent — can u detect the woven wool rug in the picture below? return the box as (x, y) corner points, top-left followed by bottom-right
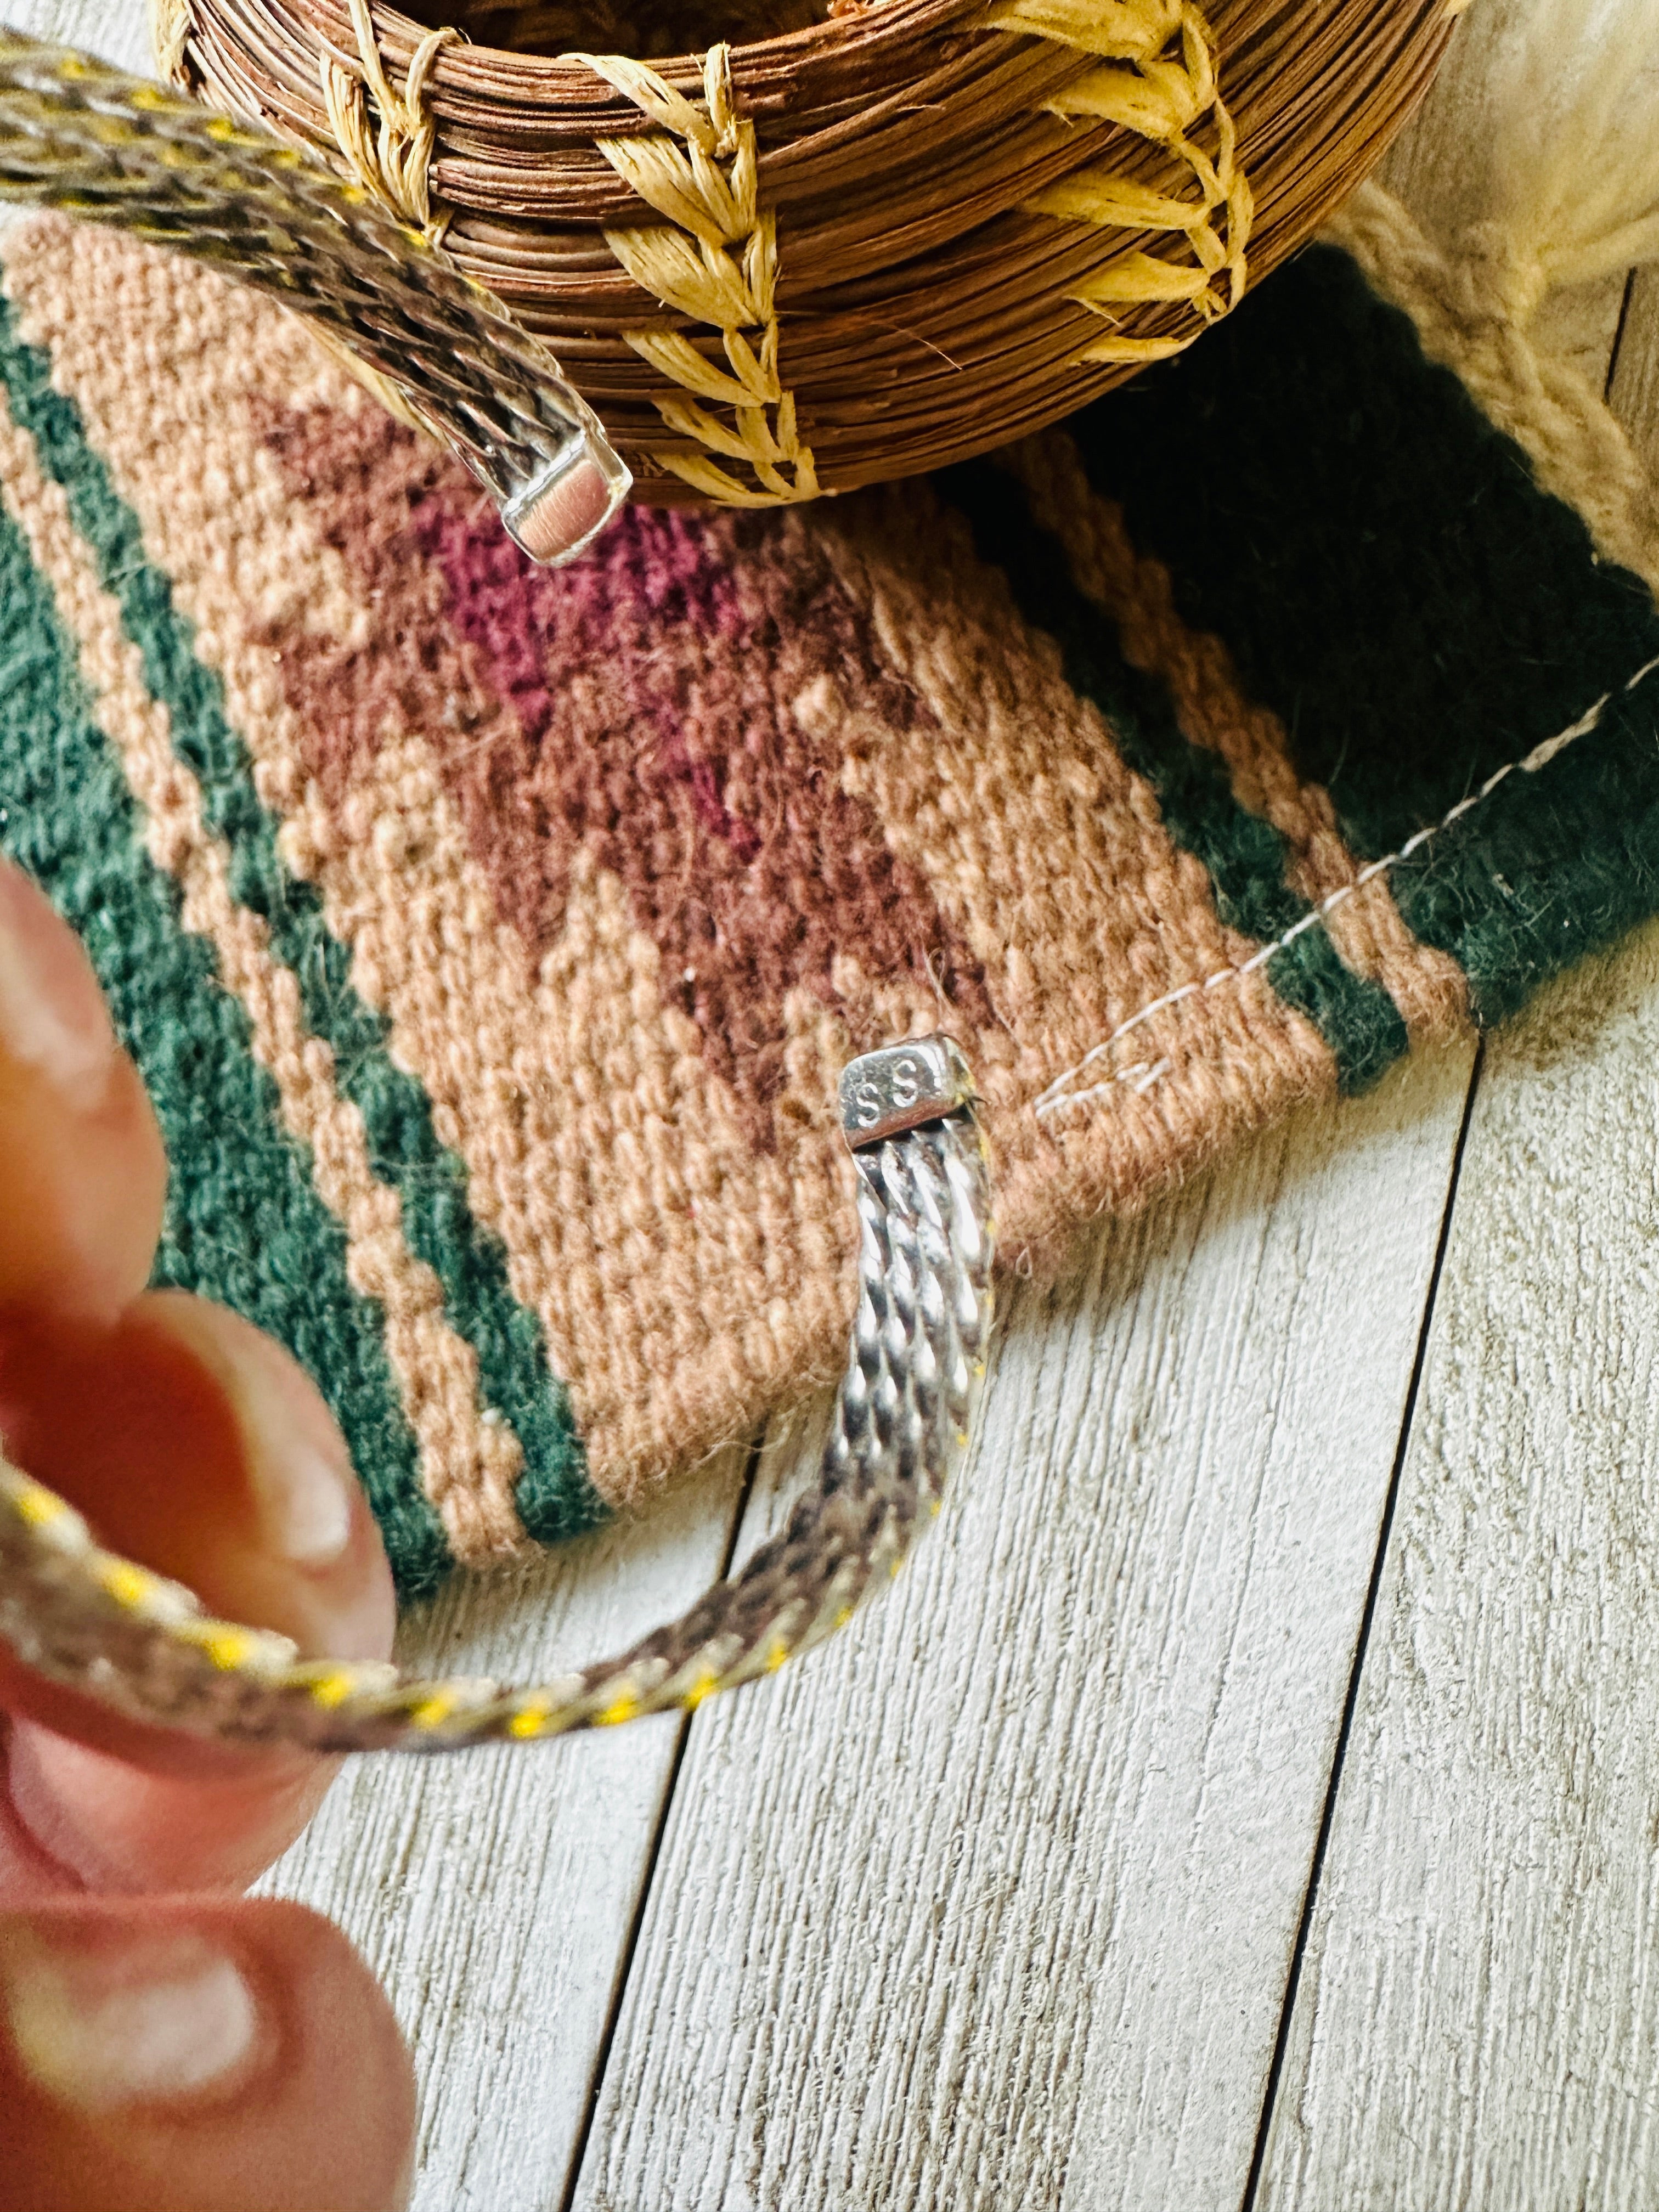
(2, 189), (1657, 1600)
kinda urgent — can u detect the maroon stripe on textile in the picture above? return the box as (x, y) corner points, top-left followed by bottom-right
(253, 400), (995, 1148)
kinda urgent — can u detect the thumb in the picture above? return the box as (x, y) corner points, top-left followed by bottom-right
(0, 1897), (414, 2212)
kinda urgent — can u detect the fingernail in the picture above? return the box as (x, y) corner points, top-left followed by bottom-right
(0, 859), (115, 1110)
(148, 1297), (356, 1567)
(254, 1424), (354, 1568)
(3, 1921), (261, 2114)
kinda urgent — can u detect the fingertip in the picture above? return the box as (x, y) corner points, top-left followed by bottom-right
(0, 1896), (414, 2211)
(132, 1293), (396, 1662)
(5, 1723), (341, 1897)
(0, 857), (166, 1322)
(0, 1295), (395, 1677)
(0, 1296), (396, 1882)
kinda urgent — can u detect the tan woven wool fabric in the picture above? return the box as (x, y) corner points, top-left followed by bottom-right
(3, 198), (1657, 1599)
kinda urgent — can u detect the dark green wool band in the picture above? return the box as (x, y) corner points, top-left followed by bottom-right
(0, 295), (602, 1595)
(935, 457), (1411, 1093)
(1074, 245), (1659, 1030)
(0, 483), (454, 1594)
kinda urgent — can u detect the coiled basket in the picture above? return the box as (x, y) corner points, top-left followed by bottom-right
(156, 0), (1456, 506)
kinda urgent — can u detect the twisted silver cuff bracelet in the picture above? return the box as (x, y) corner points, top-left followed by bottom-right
(0, 1036), (996, 1753)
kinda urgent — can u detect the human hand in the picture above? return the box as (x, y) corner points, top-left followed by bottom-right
(0, 854), (417, 2210)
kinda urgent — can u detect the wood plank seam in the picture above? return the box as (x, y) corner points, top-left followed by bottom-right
(569, 15), (1651, 2204)
(556, 1425), (765, 2212)
(1248, 44), (1659, 2180)
(568, 1048), (1479, 2212)
(1237, 1039), (1486, 2212)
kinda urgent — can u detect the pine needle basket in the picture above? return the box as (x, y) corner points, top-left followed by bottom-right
(155, 0), (1457, 506)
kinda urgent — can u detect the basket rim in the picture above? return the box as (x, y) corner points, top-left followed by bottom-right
(178, 0), (1454, 505)
(282, 0), (985, 114)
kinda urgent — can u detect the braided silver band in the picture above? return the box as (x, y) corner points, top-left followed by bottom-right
(0, 1037), (995, 1753)
(0, 30), (630, 564)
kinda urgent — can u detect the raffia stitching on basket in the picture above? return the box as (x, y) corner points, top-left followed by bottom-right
(308, 0), (466, 430)
(150, 0), (193, 89)
(990, 0), (1252, 365)
(319, 0), (459, 240)
(1035, 649), (1659, 1123)
(579, 43), (818, 507)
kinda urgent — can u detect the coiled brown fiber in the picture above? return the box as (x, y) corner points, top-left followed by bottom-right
(162, 0), (1455, 499)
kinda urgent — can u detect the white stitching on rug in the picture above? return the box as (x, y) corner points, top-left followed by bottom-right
(1035, 650), (1659, 1124)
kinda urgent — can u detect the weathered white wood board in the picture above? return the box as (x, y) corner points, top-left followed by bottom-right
(1251, 261), (1659, 2209)
(570, 1049), (1474, 2212)
(566, 9), (1643, 2200)
(1255, 915), (1659, 2212)
(1, 0), (150, 74)
(255, 1447), (749, 2212)
(1611, 269), (1659, 476)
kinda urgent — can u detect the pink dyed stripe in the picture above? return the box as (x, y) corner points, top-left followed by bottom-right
(415, 489), (762, 853)
(413, 496), (748, 737)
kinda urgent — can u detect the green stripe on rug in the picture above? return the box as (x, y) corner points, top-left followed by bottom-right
(0, 301), (601, 1559)
(934, 460), (1408, 1092)
(1070, 244), (1659, 1028)
(0, 486), (454, 1598)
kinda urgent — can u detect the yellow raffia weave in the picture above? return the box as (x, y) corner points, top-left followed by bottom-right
(991, 0), (1254, 365)
(582, 43), (819, 507)
(301, 0), (1252, 498)
(321, 0), (459, 239)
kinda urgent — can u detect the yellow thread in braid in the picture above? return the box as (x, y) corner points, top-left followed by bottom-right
(174, 1622), (263, 1671)
(10, 1478), (73, 1531)
(582, 44), (817, 509)
(989, 0), (1252, 366)
(97, 1558), (168, 1611)
(301, 1668), (363, 1709)
(0, 1064), (995, 1753)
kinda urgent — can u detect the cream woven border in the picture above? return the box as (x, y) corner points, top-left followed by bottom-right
(1326, 180), (1659, 606)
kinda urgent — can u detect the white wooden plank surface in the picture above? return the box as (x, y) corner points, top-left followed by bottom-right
(256, 1447), (750, 2212)
(1254, 910), (1659, 2211)
(565, 12), (1637, 2201)
(9, 1), (1657, 2204)
(569, 1049), (1474, 2212)
(3, 0), (150, 72)
(1249, 253), (1659, 2208)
